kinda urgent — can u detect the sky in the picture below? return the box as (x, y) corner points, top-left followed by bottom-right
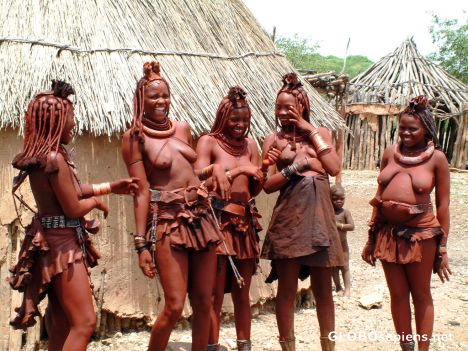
(242, 0), (466, 61)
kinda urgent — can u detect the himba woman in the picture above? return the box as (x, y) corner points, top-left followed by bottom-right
(261, 73), (344, 351)
(195, 86), (263, 351)
(9, 80), (138, 351)
(121, 61), (229, 351)
(361, 96), (451, 351)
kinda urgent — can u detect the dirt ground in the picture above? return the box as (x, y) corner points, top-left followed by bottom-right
(87, 170), (468, 351)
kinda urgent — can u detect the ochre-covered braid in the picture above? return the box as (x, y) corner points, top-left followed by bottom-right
(12, 80), (74, 173)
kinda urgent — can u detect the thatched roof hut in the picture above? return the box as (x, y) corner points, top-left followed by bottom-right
(0, 0), (342, 140)
(344, 38), (468, 169)
(0, 1), (340, 348)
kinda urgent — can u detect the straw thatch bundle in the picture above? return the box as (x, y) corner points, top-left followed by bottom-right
(0, 0), (342, 141)
(348, 38), (467, 118)
(344, 38), (468, 169)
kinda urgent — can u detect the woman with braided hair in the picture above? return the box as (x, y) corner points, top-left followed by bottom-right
(362, 96), (451, 351)
(195, 86), (263, 351)
(121, 61), (228, 351)
(261, 73), (344, 351)
(9, 80), (138, 351)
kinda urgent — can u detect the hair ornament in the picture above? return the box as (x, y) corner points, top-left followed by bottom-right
(143, 61), (162, 82)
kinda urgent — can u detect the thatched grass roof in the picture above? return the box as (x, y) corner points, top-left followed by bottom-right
(0, 0), (343, 141)
(347, 38), (467, 118)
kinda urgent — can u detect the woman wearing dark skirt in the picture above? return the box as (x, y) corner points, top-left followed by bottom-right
(261, 73), (344, 351)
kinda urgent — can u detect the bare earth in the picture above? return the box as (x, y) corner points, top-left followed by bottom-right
(87, 170), (468, 351)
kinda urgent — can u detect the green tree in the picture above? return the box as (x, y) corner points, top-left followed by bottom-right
(275, 35), (321, 70)
(428, 14), (467, 83)
(275, 34), (373, 78)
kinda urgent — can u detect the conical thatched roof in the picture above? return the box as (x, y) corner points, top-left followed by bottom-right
(0, 0), (342, 140)
(347, 38), (467, 118)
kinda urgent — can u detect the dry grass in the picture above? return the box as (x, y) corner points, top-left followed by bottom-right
(0, 0), (343, 141)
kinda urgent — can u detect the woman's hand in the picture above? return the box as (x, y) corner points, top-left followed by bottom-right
(361, 241), (376, 266)
(211, 164), (231, 200)
(111, 177), (139, 196)
(262, 147), (281, 170)
(437, 253), (452, 283)
(241, 165), (263, 181)
(93, 197), (109, 218)
(288, 105), (314, 133)
(294, 156), (325, 174)
(138, 250), (156, 278)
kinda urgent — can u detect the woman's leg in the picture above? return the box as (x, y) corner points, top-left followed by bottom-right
(149, 239), (189, 351)
(50, 262), (96, 351)
(381, 261), (413, 343)
(275, 259), (301, 340)
(309, 267), (335, 339)
(208, 256), (228, 345)
(188, 244), (217, 351)
(231, 258), (256, 340)
(47, 287), (70, 351)
(405, 238), (437, 351)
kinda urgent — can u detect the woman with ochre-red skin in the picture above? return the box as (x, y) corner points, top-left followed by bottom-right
(121, 62), (229, 351)
(362, 96), (451, 351)
(9, 80), (138, 351)
(261, 73), (344, 351)
(195, 86), (263, 351)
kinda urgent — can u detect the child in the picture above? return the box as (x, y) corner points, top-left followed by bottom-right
(331, 184), (355, 297)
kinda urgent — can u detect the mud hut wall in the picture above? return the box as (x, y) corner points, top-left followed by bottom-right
(0, 132), (291, 343)
(343, 114), (398, 170)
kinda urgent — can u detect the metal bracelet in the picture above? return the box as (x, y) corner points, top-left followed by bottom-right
(280, 164), (295, 180)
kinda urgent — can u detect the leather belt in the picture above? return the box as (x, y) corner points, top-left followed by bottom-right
(40, 215), (81, 229)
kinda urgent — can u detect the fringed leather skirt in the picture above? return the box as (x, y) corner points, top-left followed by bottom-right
(8, 215), (100, 330)
(147, 185), (223, 251)
(211, 197), (261, 260)
(371, 198), (444, 264)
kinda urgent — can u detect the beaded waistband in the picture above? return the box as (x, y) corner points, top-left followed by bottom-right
(40, 215), (81, 229)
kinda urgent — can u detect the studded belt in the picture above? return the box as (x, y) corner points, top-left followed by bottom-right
(40, 215), (82, 229)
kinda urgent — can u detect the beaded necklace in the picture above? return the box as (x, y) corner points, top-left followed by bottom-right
(216, 133), (248, 157)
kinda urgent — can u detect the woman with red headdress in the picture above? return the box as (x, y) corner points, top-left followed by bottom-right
(362, 96), (451, 351)
(121, 62), (229, 351)
(195, 86), (263, 351)
(9, 80), (138, 351)
(261, 73), (344, 351)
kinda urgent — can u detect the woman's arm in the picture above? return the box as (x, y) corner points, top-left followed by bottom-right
(48, 153), (107, 218)
(79, 178), (139, 198)
(434, 151), (450, 244)
(434, 150), (452, 282)
(247, 138), (263, 197)
(307, 127), (341, 176)
(121, 131), (149, 237)
(195, 134), (231, 199)
(261, 133), (287, 194)
(194, 135), (214, 172)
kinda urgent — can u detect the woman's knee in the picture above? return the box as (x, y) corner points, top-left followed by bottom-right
(411, 289), (433, 307)
(190, 293), (212, 314)
(163, 299), (185, 322)
(72, 313), (96, 337)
